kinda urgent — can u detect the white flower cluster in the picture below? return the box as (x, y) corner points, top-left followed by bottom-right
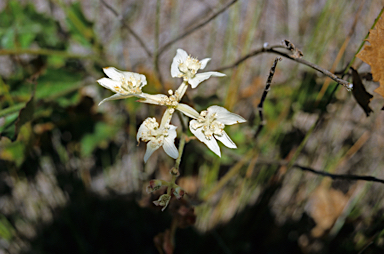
(97, 49), (245, 162)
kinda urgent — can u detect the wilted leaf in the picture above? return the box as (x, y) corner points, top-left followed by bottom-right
(356, 17), (384, 98)
(351, 67), (373, 116)
(306, 185), (349, 238)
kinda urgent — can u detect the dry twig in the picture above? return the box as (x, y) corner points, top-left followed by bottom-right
(156, 0), (238, 57)
(254, 57), (281, 139)
(218, 43), (353, 90)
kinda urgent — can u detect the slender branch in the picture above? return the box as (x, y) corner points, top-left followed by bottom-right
(153, 0), (162, 83)
(254, 57), (281, 139)
(217, 44), (353, 90)
(100, 0), (152, 58)
(257, 160), (384, 185)
(293, 164), (384, 184)
(217, 45), (285, 71)
(269, 49), (352, 90)
(157, 0), (238, 57)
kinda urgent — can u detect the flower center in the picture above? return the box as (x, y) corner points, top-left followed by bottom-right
(140, 118), (169, 146)
(178, 56), (201, 80)
(191, 111), (225, 140)
(114, 76), (142, 94)
(159, 91), (179, 107)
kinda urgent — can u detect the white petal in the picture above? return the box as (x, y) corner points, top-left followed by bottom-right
(204, 138), (221, 157)
(171, 49), (188, 78)
(103, 67), (125, 81)
(163, 137), (178, 159)
(139, 93), (168, 105)
(128, 72), (147, 88)
(144, 141), (160, 162)
(97, 78), (121, 92)
(167, 125), (178, 140)
(139, 74), (147, 87)
(208, 106), (246, 125)
(189, 121), (205, 143)
(199, 58), (211, 69)
(176, 103), (200, 119)
(215, 131), (237, 149)
(189, 121), (221, 157)
(137, 119), (150, 142)
(98, 94), (132, 106)
(188, 71), (226, 88)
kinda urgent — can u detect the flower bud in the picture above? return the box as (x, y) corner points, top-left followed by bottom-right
(173, 186), (185, 200)
(146, 179), (164, 193)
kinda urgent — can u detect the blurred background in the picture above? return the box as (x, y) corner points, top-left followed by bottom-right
(1, 0), (384, 253)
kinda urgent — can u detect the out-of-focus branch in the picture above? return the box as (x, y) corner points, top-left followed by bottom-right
(217, 45), (285, 71)
(156, 0), (238, 57)
(293, 164), (384, 184)
(100, 0), (152, 58)
(257, 160), (384, 184)
(217, 43), (353, 90)
(254, 57), (281, 139)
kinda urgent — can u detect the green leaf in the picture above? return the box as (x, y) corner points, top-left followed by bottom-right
(0, 89), (35, 141)
(0, 214), (15, 241)
(1, 28), (14, 48)
(81, 122), (121, 157)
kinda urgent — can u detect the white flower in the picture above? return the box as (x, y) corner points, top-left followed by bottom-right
(137, 117), (179, 162)
(189, 106), (246, 157)
(171, 49), (226, 88)
(97, 67), (147, 105)
(139, 91), (200, 119)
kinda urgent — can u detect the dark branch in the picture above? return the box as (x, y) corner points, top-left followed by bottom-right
(217, 45), (284, 71)
(217, 44), (353, 90)
(256, 160), (384, 185)
(100, 0), (152, 58)
(157, 0), (238, 57)
(293, 164), (384, 184)
(254, 57), (281, 139)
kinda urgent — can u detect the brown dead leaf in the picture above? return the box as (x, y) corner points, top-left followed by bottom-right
(356, 17), (384, 98)
(306, 186), (349, 238)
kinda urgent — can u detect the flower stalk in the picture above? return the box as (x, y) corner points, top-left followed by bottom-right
(97, 48), (244, 210)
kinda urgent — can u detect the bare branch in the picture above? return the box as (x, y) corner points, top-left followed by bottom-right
(217, 44), (353, 90)
(293, 164), (384, 184)
(257, 160), (384, 185)
(100, 0), (152, 58)
(254, 57), (281, 139)
(217, 45), (285, 71)
(157, 0), (238, 57)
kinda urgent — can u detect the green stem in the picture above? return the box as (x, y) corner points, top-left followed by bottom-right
(175, 81), (188, 101)
(175, 134), (186, 171)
